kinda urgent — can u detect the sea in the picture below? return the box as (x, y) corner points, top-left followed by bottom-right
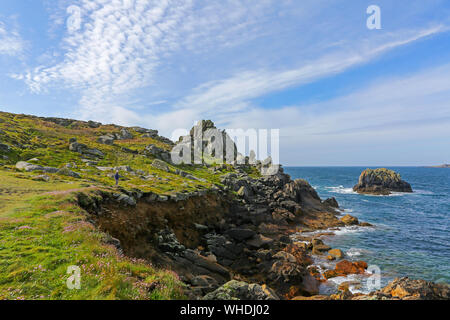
(284, 167), (450, 294)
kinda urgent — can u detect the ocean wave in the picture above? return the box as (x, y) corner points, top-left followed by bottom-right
(346, 247), (372, 257)
(292, 224), (375, 241)
(333, 226), (373, 236)
(324, 274), (373, 294)
(363, 189), (434, 197)
(412, 189), (434, 195)
(325, 185), (357, 194)
(336, 208), (353, 215)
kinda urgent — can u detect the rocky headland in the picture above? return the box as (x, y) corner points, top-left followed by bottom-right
(0, 112), (447, 300)
(426, 164), (450, 168)
(353, 168), (413, 195)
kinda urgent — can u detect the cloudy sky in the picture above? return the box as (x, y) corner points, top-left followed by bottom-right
(1, 0), (449, 165)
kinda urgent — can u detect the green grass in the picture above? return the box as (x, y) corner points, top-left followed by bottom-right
(0, 111), (262, 300)
(0, 170), (185, 300)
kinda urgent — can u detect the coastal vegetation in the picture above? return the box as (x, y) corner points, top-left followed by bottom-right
(0, 111), (448, 300)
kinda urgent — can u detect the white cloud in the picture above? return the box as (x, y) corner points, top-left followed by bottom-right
(0, 22), (24, 56)
(18, 0), (295, 122)
(13, 0), (450, 153)
(221, 63), (450, 165)
(153, 25), (448, 133)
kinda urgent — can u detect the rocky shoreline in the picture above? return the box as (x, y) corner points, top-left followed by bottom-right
(76, 163), (448, 300)
(2, 114), (447, 300)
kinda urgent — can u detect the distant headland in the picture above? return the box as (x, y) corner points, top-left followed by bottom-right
(426, 164), (450, 168)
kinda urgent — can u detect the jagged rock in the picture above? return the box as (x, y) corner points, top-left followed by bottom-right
(151, 159), (170, 172)
(118, 128), (133, 140)
(145, 144), (171, 162)
(323, 197), (339, 208)
(69, 139), (104, 158)
(157, 228), (185, 254)
(353, 168), (413, 195)
(340, 214), (359, 226)
(115, 194), (137, 206)
(202, 280), (279, 300)
(379, 277), (449, 300)
(176, 120), (238, 165)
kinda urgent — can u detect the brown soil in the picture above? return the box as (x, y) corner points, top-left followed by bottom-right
(91, 194), (230, 263)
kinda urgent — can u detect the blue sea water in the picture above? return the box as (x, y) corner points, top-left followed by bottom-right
(284, 167), (450, 287)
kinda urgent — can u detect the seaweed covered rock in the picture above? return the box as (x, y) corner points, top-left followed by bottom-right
(353, 168), (412, 195)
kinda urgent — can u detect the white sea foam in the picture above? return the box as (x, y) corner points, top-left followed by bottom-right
(345, 247), (372, 257)
(325, 185), (358, 194)
(325, 274), (373, 294)
(292, 224), (374, 240)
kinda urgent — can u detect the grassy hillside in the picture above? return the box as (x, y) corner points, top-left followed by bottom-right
(0, 111), (250, 300)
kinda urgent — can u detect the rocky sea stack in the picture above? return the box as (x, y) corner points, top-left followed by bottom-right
(353, 168), (413, 195)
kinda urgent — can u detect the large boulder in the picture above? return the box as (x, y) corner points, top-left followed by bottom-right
(323, 260), (368, 279)
(16, 161), (43, 171)
(145, 144), (171, 162)
(69, 139), (104, 158)
(323, 197), (339, 208)
(328, 248), (344, 259)
(340, 214), (359, 226)
(202, 280), (279, 300)
(353, 168), (412, 195)
(97, 135), (115, 145)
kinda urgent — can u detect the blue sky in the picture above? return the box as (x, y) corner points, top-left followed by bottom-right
(1, 0), (450, 166)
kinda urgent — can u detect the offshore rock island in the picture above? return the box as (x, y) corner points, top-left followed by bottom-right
(353, 168), (413, 195)
(0, 111), (448, 300)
